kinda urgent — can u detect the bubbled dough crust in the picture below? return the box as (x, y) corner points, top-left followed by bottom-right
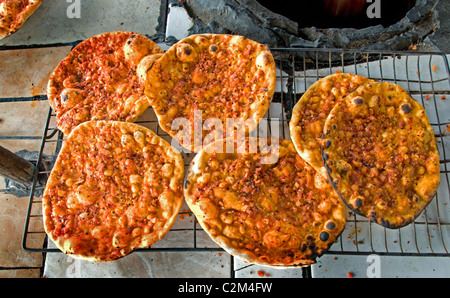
(184, 138), (347, 267)
(0, 0), (43, 39)
(322, 82), (440, 229)
(47, 31), (164, 136)
(42, 121), (185, 262)
(144, 34), (277, 152)
(290, 73), (373, 179)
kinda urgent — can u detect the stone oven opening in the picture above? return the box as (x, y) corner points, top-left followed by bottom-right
(182, 0), (441, 52)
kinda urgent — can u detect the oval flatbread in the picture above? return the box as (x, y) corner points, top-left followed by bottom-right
(47, 31), (164, 135)
(42, 121), (185, 262)
(0, 0), (42, 39)
(290, 72), (373, 178)
(144, 34), (276, 152)
(321, 82), (440, 229)
(184, 138), (346, 267)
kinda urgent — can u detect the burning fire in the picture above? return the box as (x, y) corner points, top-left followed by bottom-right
(322, 0), (367, 17)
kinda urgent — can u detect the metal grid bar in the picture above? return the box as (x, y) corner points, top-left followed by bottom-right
(20, 48), (450, 258)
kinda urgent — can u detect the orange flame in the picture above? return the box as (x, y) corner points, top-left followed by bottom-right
(322, 0), (367, 17)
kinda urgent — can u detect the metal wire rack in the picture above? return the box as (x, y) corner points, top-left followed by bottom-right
(20, 48), (450, 259)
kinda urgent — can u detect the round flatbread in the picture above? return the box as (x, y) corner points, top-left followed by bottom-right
(42, 121), (185, 262)
(0, 0), (42, 39)
(321, 82), (440, 229)
(184, 138), (346, 267)
(290, 72), (373, 178)
(47, 31), (164, 135)
(144, 34), (276, 152)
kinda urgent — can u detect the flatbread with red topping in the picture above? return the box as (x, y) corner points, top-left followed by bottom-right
(321, 82), (440, 228)
(42, 121), (184, 262)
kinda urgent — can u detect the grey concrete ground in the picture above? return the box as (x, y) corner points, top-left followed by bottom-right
(427, 0), (450, 53)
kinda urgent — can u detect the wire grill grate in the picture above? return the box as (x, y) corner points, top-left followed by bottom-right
(21, 48), (450, 257)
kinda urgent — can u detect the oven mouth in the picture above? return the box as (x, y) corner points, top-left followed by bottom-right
(255, 0), (417, 29)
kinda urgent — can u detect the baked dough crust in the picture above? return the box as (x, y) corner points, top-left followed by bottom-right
(144, 34), (276, 152)
(322, 82), (440, 228)
(0, 0), (42, 39)
(47, 31), (163, 135)
(42, 121), (184, 262)
(184, 138), (346, 267)
(290, 73), (372, 178)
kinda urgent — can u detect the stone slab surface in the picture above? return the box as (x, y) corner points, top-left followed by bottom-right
(0, 0), (162, 46)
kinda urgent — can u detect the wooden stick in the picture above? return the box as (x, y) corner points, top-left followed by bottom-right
(0, 145), (35, 186)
